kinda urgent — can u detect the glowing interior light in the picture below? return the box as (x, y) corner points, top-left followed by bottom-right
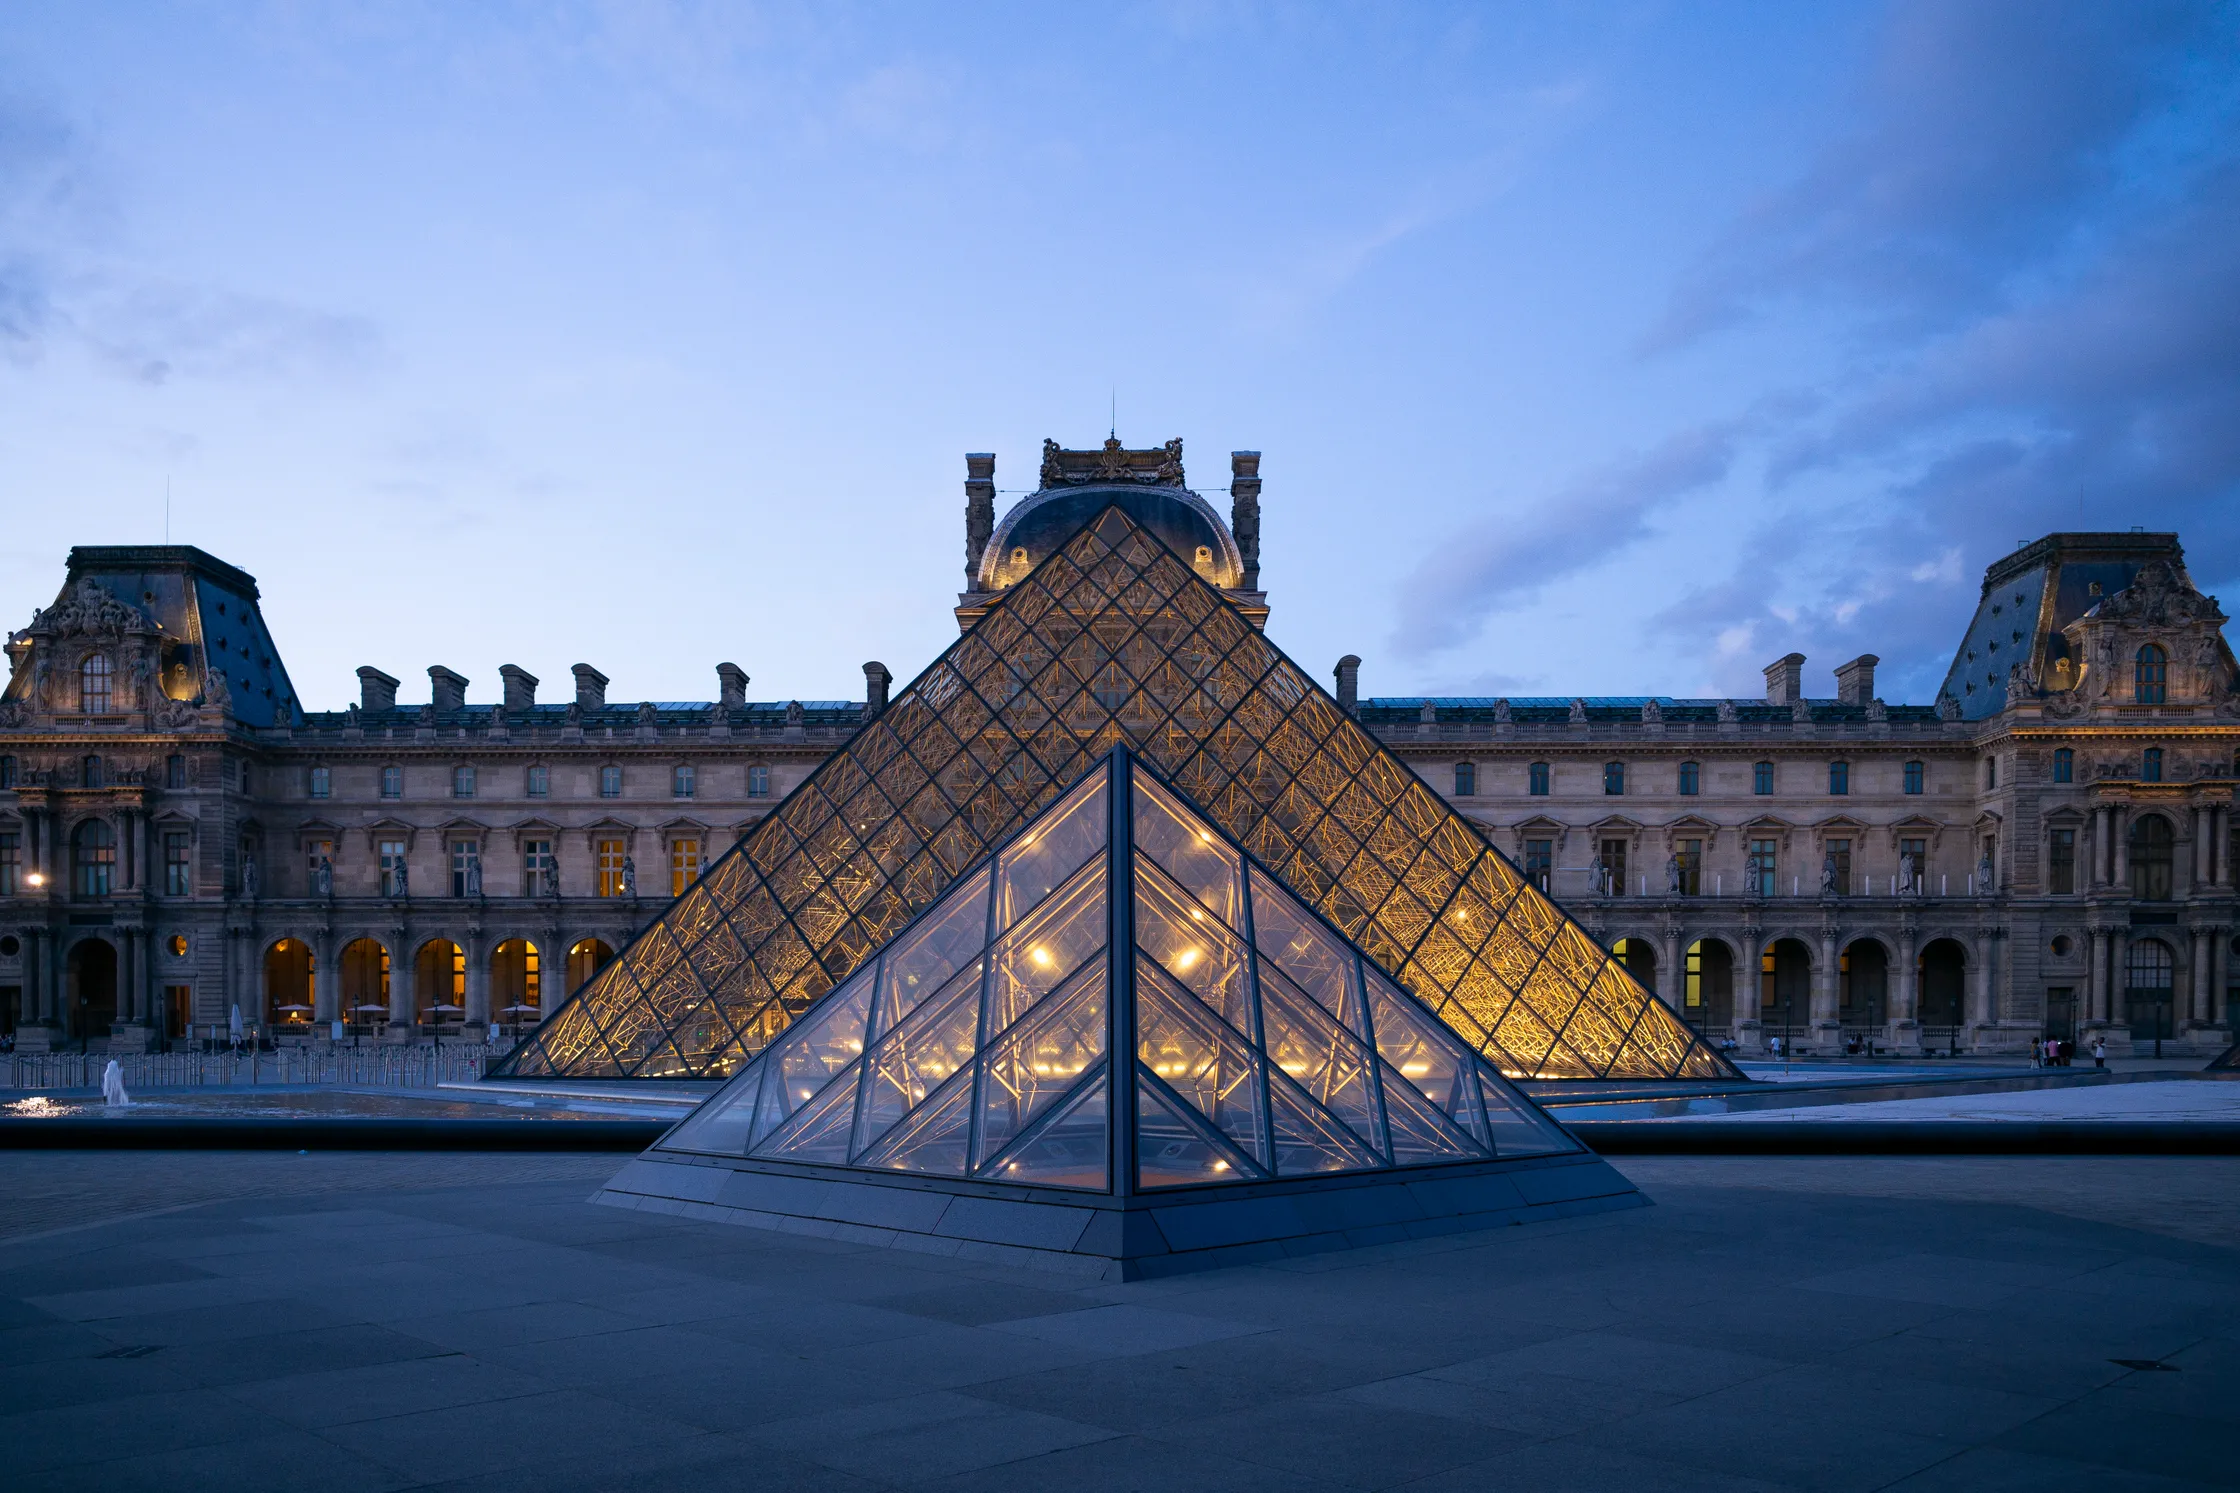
(1401, 1062), (1430, 1078)
(1031, 947), (1052, 967)
(1212, 1160), (1228, 1171)
(1175, 948), (1199, 970)
(1190, 909), (1204, 921)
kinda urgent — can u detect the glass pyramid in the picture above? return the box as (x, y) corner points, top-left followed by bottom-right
(495, 505), (1734, 1083)
(655, 752), (1579, 1189)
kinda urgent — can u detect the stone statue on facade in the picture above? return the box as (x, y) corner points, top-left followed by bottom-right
(391, 857), (409, 898)
(1820, 853), (1838, 895)
(202, 669), (233, 715)
(1898, 851), (1918, 895)
(464, 859), (482, 897)
(1588, 854), (1608, 897)
(1641, 698), (1662, 725)
(1665, 854), (1681, 895)
(315, 856), (334, 898)
(1568, 698), (1588, 724)
(621, 856), (637, 897)
(1493, 698), (1512, 724)
(543, 858), (561, 898)
(1717, 699), (1738, 723)
(1977, 849), (1995, 894)
(241, 855), (260, 899)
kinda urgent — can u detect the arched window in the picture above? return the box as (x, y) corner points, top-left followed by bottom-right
(1527, 762), (1549, 796)
(2142, 747), (2163, 783)
(1452, 762), (1476, 797)
(1753, 761), (1774, 795)
(1678, 761), (1700, 796)
(2052, 748), (2073, 783)
(1828, 760), (1849, 795)
(2134, 644), (2167, 704)
(2129, 813), (2174, 901)
(79, 653), (112, 713)
(73, 819), (116, 897)
(1603, 761), (1625, 796)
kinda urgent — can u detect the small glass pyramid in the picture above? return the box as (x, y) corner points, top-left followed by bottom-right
(497, 504), (1734, 1084)
(656, 752), (1578, 1191)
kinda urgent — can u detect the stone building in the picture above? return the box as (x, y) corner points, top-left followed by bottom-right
(2, 446), (2234, 1057)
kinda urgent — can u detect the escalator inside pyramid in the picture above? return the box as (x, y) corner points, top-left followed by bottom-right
(495, 442), (1735, 1087)
(600, 750), (1644, 1278)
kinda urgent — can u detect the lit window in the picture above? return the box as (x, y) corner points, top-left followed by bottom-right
(453, 765), (476, 798)
(378, 840), (407, 897)
(670, 838), (701, 895)
(164, 831), (192, 896)
(1453, 762), (1475, 797)
(673, 764), (696, 799)
(79, 653), (112, 712)
(450, 839), (480, 896)
(1603, 761), (1624, 796)
(1753, 761), (1774, 795)
(599, 765), (623, 798)
(748, 765), (771, 798)
(380, 765), (402, 799)
(1674, 838), (1702, 895)
(527, 765), (549, 798)
(522, 839), (554, 896)
(1829, 761), (1849, 795)
(2134, 644), (2167, 704)
(309, 766), (331, 799)
(1678, 761), (1699, 796)
(74, 819), (116, 897)
(2052, 748), (2072, 784)
(596, 838), (627, 896)
(165, 755), (185, 790)
(2142, 747), (2163, 783)
(0, 832), (19, 895)
(1903, 760), (1924, 794)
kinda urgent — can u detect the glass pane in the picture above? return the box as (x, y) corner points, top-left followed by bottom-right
(1248, 870), (1366, 1036)
(856, 1071), (973, 1176)
(1476, 1071), (1578, 1158)
(1136, 1072), (1256, 1189)
(1266, 1069), (1384, 1176)
(752, 1068), (859, 1164)
(1131, 767), (1242, 928)
(983, 1067), (1109, 1190)
(1366, 971), (1480, 1135)
(854, 976), (981, 1159)
(1134, 859), (1252, 1035)
(986, 860), (1107, 1036)
(1377, 1061), (1486, 1165)
(1257, 969), (1381, 1152)
(876, 865), (990, 1038)
(995, 768), (1108, 931)
(654, 1066), (761, 1156)
(747, 967), (873, 1147)
(1134, 958), (1265, 1165)
(976, 960), (1109, 1167)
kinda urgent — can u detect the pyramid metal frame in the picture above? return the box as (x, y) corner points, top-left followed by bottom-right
(496, 506), (1736, 1084)
(601, 748), (1644, 1278)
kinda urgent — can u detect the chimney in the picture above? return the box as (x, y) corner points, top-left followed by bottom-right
(428, 666), (468, 713)
(572, 663), (608, 710)
(716, 663), (749, 710)
(1334, 654), (1361, 715)
(964, 453), (996, 586)
(1231, 451), (1263, 591)
(1834, 654), (1880, 706)
(862, 661), (892, 720)
(499, 665), (538, 711)
(1763, 653), (1806, 707)
(356, 666), (399, 712)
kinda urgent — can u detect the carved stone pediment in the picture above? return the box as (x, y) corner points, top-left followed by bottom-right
(1038, 437), (1187, 489)
(26, 576), (160, 644)
(2061, 559), (2234, 708)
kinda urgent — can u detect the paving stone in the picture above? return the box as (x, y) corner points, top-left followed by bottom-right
(743, 1388), (1120, 1483)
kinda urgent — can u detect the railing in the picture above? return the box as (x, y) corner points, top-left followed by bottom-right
(0, 1046), (498, 1092)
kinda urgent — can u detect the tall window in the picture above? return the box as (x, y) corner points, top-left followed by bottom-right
(1753, 761), (1774, 795)
(673, 764), (696, 799)
(2134, 643), (2167, 704)
(453, 765), (476, 798)
(599, 765), (623, 799)
(309, 765), (331, 799)
(1747, 838), (1776, 897)
(523, 839), (554, 896)
(1903, 759), (1924, 794)
(1828, 761), (1849, 795)
(1523, 839), (1553, 892)
(1675, 838), (1702, 896)
(1527, 762), (1549, 797)
(165, 754), (186, 790)
(2130, 815), (2174, 901)
(74, 819), (115, 897)
(1986, 756), (1998, 790)
(1603, 761), (1625, 796)
(305, 838), (333, 889)
(1599, 838), (1628, 894)
(380, 765), (402, 799)
(2142, 747), (2163, 783)
(378, 840), (408, 897)
(82, 755), (104, 789)
(747, 765), (771, 798)
(670, 838), (701, 895)
(2049, 828), (2076, 894)
(596, 839), (627, 896)
(450, 839), (480, 897)
(1900, 836), (1927, 886)
(0, 831), (19, 895)
(1453, 762), (1476, 797)
(2052, 748), (2073, 784)
(0, 755), (15, 789)
(527, 765), (550, 798)
(1824, 838), (1851, 895)
(164, 831), (192, 896)
(79, 653), (112, 712)
(1678, 761), (1700, 796)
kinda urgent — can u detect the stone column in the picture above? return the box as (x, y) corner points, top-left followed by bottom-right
(1812, 925), (1841, 1050)
(2188, 927), (2210, 1026)
(1660, 928), (1683, 1010)
(2214, 927), (2231, 1026)
(389, 924), (415, 1038)
(464, 932), (492, 1029)
(312, 930), (340, 1026)
(1967, 932), (1994, 1033)
(2112, 807), (2131, 894)
(2193, 807), (2212, 891)
(2109, 927), (2130, 1033)
(1889, 924), (1919, 1053)
(2087, 928), (2108, 1023)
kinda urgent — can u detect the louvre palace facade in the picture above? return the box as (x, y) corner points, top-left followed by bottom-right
(2, 438), (2235, 1060)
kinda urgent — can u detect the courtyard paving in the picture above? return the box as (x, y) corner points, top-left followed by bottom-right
(1, 1150), (2235, 1491)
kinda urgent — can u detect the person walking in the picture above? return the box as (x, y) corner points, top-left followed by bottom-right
(2091, 1034), (2107, 1069)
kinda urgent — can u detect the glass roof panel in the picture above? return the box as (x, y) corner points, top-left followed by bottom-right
(984, 1068), (1109, 1189)
(975, 959), (1108, 1168)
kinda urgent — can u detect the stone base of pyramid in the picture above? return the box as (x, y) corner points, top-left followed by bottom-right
(594, 1150), (1646, 1281)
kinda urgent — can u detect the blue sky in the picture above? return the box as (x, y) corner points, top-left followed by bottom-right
(3, 2), (2235, 711)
